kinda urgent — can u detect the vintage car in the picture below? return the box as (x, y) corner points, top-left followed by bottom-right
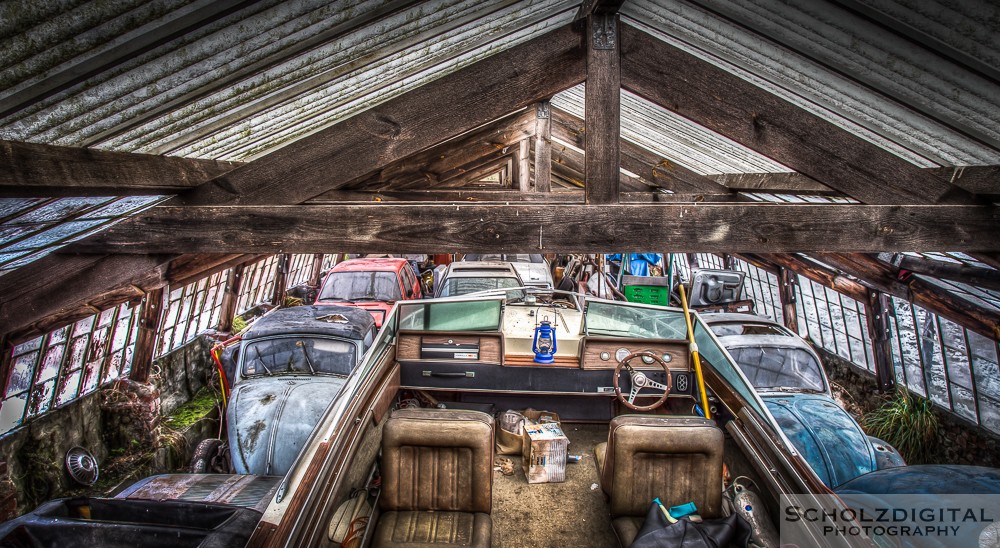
(461, 253), (554, 291)
(702, 312), (904, 487)
(9, 291), (993, 547)
(204, 305), (376, 477)
(315, 257), (423, 327)
(432, 260), (524, 298)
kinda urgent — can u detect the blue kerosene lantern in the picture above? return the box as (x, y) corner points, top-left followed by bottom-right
(533, 319), (557, 364)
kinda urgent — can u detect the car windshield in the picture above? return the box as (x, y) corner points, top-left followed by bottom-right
(726, 345), (826, 392)
(584, 301), (688, 339)
(464, 253), (544, 263)
(241, 337), (357, 377)
(319, 271), (401, 302)
(439, 277), (525, 300)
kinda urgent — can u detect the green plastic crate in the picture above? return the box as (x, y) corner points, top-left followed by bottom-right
(621, 275), (671, 305)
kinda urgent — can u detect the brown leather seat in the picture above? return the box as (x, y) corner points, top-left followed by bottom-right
(372, 408), (494, 547)
(594, 415), (724, 547)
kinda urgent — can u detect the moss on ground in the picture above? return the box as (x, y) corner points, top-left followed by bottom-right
(163, 388), (220, 431)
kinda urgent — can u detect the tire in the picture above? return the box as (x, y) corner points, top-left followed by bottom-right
(190, 438), (227, 474)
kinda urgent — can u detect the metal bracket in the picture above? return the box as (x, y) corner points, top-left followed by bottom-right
(536, 102), (550, 119)
(591, 14), (616, 50)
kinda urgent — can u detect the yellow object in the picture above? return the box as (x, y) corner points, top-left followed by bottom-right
(679, 283), (712, 420)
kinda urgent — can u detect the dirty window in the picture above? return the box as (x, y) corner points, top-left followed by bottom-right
(241, 337), (357, 378)
(319, 271), (402, 302)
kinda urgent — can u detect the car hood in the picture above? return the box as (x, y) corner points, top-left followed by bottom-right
(227, 376), (346, 476)
(764, 393), (876, 488)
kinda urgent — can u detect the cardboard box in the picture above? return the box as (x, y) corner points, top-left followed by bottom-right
(522, 422), (569, 483)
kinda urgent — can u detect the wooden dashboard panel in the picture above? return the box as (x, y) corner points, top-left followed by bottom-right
(397, 331), (502, 363)
(581, 337), (689, 371)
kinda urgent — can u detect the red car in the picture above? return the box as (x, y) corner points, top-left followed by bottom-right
(315, 258), (422, 327)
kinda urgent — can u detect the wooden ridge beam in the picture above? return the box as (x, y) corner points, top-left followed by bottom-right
(0, 139), (241, 197)
(619, 25), (981, 206)
(72, 203), (998, 254)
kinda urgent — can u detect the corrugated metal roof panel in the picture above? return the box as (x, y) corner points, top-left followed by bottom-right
(552, 85), (790, 175)
(621, 0), (1000, 167)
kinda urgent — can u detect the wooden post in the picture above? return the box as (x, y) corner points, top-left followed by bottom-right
(270, 254), (291, 307)
(778, 267), (799, 334)
(533, 102), (552, 193)
(218, 263), (246, 332)
(308, 254), (325, 288)
(129, 287), (164, 383)
(585, 13), (620, 204)
(517, 138), (531, 192)
(0, 336), (13, 405)
(866, 289), (897, 393)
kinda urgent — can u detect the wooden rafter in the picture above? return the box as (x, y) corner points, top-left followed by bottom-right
(172, 24), (586, 206)
(333, 109), (536, 192)
(619, 25), (982, 206)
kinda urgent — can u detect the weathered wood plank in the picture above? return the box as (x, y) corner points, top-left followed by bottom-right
(336, 109), (535, 192)
(585, 14), (621, 204)
(0, 139), (241, 197)
(865, 289), (897, 392)
(877, 252), (1000, 291)
(778, 267), (799, 334)
(931, 166), (1000, 198)
(708, 172), (835, 195)
(534, 103), (553, 193)
(307, 189), (735, 203)
(173, 24), (585, 206)
(72, 203), (999, 254)
(575, 0), (626, 19)
(620, 25), (980, 206)
(129, 287), (164, 383)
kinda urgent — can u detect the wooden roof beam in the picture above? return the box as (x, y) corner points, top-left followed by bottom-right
(0, 139), (241, 197)
(876, 253), (1000, 291)
(73, 203), (998, 255)
(619, 24), (983, 207)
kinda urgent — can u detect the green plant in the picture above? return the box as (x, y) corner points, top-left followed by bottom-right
(863, 388), (939, 464)
(231, 315), (248, 333)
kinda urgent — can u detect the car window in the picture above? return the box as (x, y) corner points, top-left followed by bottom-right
(709, 322), (792, 337)
(242, 337), (357, 377)
(318, 271), (402, 302)
(439, 276), (524, 300)
(726, 345), (826, 392)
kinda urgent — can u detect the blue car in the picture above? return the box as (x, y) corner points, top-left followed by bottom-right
(701, 313), (904, 488)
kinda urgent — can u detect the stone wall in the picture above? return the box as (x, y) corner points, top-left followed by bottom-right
(0, 333), (220, 517)
(820, 348), (1000, 469)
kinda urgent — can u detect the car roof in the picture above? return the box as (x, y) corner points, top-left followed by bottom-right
(243, 305), (375, 340)
(330, 258), (409, 272)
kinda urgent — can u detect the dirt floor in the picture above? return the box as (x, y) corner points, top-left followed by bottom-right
(491, 423), (619, 548)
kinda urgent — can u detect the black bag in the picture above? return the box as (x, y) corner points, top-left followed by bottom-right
(629, 502), (752, 548)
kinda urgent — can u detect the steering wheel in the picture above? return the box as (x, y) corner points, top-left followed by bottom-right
(613, 351), (672, 411)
